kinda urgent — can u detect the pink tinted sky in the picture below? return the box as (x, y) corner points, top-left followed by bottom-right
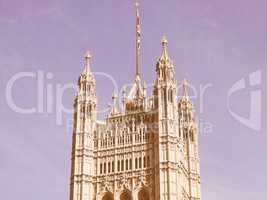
(0, 0), (266, 199)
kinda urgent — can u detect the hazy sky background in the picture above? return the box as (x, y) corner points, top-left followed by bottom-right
(0, 0), (266, 199)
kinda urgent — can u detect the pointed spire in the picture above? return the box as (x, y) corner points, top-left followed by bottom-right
(143, 81), (147, 90)
(84, 51), (92, 75)
(112, 92), (117, 105)
(127, 75), (144, 100)
(182, 79), (189, 100)
(160, 36), (169, 60)
(143, 81), (147, 97)
(122, 86), (127, 98)
(135, 1), (141, 77)
(109, 92), (118, 116)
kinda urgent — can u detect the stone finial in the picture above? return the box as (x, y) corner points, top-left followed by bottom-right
(84, 51), (92, 75)
(160, 36), (169, 60)
(182, 79), (189, 100)
(161, 35), (168, 46)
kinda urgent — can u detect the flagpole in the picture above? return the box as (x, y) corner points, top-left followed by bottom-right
(135, 2), (140, 77)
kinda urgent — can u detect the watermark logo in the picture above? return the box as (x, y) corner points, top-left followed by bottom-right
(227, 70), (262, 131)
(5, 70), (118, 125)
(5, 70), (214, 134)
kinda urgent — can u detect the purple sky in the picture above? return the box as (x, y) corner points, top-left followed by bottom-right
(0, 0), (266, 199)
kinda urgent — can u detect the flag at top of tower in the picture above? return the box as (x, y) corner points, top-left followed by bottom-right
(136, 2), (141, 52)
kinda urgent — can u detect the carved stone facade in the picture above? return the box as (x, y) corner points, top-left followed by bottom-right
(69, 40), (201, 200)
(69, 5), (201, 200)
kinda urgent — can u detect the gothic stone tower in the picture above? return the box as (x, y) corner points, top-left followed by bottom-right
(69, 4), (201, 200)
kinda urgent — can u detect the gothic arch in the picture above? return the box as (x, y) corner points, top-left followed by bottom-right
(138, 188), (149, 200)
(168, 88), (173, 102)
(120, 189), (132, 200)
(102, 191), (114, 200)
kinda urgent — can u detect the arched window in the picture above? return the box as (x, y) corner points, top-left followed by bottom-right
(120, 190), (132, 200)
(138, 188), (149, 200)
(168, 88), (173, 103)
(126, 159), (128, 170)
(135, 158), (138, 169)
(112, 161), (114, 172)
(121, 160), (124, 171)
(100, 163), (102, 174)
(104, 162), (106, 174)
(143, 157), (146, 168)
(190, 130), (194, 142)
(117, 161), (120, 172)
(102, 191), (114, 200)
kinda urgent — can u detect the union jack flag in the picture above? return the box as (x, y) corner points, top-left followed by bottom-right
(136, 5), (141, 51)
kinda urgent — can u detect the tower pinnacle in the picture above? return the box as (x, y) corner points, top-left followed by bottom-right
(161, 35), (168, 45)
(84, 51), (92, 75)
(182, 79), (189, 100)
(160, 36), (169, 60)
(109, 92), (118, 116)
